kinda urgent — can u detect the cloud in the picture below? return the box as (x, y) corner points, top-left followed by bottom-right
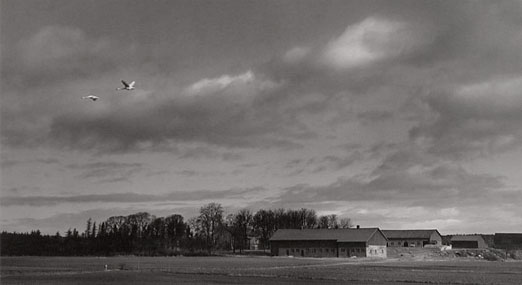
(262, 145), (522, 233)
(1, 159), (20, 168)
(285, 152), (365, 175)
(44, 66), (313, 152)
(357, 110), (394, 124)
(185, 70), (255, 95)
(410, 76), (522, 158)
(67, 161), (145, 183)
(0, 25), (133, 148)
(320, 17), (432, 69)
(3, 17), (434, 153)
(272, 146), (512, 209)
(3, 26), (311, 152)
(283, 47), (310, 64)
(12, 25), (125, 84)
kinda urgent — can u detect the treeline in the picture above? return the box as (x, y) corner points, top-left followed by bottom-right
(1, 203), (353, 256)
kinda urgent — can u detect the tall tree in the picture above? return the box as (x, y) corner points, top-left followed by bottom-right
(91, 222), (97, 239)
(84, 218), (92, 238)
(229, 209), (253, 253)
(198, 202), (224, 254)
(165, 214), (185, 251)
(252, 209), (276, 250)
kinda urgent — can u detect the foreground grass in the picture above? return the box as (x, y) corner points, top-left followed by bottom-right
(2, 256), (522, 284)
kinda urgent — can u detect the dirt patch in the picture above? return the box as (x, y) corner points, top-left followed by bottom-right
(388, 247), (517, 262)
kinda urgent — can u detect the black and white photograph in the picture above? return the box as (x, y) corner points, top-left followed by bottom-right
(1, 0), (522, 284)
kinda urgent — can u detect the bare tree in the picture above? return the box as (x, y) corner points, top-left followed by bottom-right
(199, 202), (224, 254)
(234, 209), (253, 253)
(317, 215), (329, 229)
(339, 217), (354, 229)
(252, 209), (276, 250)
(327, 214), (338, 229)
(165, 214), (185, 250)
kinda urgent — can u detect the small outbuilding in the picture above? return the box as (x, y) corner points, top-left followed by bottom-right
(383, 229), (442, 247)
(270, 228), (387, 258)
(451, 235), (488, 249)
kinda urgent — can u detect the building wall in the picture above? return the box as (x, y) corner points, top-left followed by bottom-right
(387, 232), (441, 247)
(338, 242), (367, 258)
(271, 240), (387, 258)
(271, 240), (338, 257)
(430, 231), (443, 245)
(367, 245), (387, 258)
(387, 238), (428, 247)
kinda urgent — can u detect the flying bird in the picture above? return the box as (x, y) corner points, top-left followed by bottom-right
(82, 95), (99, 101)
(117, 80), (136, 90)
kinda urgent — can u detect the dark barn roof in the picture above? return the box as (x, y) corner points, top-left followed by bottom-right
(270, 228), (384, 242)
(382, 230), (440, 239)
(451, 235), (485, 242)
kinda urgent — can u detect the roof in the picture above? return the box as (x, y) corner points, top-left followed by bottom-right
(382, 230), (440, 239)
(269, 228), (383, 242)
(451, 235), (485, 242)
(495, 233), (522, 238)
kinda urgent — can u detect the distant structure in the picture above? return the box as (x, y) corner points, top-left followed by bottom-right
(451, 235), (488, 249)
(494, 233), (522, 249)
(382, 230), (442, 247)
(270, 228), (387, 258)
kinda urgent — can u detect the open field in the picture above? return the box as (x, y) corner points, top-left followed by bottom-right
(2, 255), (522, 284)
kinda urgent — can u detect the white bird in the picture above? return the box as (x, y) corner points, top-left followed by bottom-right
(82, 95), (100, 101)
(116, 80), (136, 90)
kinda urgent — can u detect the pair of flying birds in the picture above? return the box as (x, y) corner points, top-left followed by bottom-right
(82, 80), (135, 101)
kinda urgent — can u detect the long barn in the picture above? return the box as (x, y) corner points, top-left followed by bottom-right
(270, 228), (387, 258)
(382, 229), (442, 247)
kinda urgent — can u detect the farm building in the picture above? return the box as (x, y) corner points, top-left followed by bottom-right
(382, 230), (442, 247)
(451, 235), (488, 249)
(270, 228), (387, 258)
(494, 233), (522, 249)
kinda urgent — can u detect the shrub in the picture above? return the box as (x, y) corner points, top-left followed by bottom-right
(482, 252), (500, 261)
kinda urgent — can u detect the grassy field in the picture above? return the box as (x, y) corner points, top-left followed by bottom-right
(2, 255), (522, 284)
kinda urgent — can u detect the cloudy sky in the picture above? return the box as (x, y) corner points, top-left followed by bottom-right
(2, 0), (522, 235)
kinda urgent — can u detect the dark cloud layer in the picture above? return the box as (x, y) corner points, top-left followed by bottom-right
(3, 2), (522, 157)
(1, 187), (267, 207)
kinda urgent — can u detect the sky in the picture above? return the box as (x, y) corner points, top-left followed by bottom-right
(1, 0), (522, 235)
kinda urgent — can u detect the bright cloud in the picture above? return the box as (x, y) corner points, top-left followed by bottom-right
(321, 17), (431, 69)
(186, 70), (255, 95)
(455, 76), (522, 114)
